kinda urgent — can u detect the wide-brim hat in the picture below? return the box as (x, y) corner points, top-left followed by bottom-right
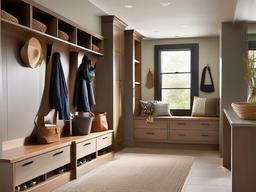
(20, 37), (43, 68)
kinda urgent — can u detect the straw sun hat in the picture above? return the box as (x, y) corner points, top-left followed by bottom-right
(20, 37), (43, 68)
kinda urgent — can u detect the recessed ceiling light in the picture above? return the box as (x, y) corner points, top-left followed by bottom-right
(160, 2), (171, 7)
(124, 4), (133, 8)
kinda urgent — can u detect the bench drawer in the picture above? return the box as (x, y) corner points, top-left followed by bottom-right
(169, 130), (218, 144)
(172, 120), (218, 131)
(134, 128), (167, 140)
(134, 119), (168, 129)
(97, 133), (112, 151)
(15, 145), (71, 185)
(77, 138), (96, 159)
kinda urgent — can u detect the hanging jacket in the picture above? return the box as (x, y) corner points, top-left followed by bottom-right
(73, 55), (96, 112)
(49, 52), (70, 120)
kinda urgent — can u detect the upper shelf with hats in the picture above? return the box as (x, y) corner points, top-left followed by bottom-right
(1, 0), (103, 56)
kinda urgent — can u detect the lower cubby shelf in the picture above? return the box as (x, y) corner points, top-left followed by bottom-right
(15, 164), (71, 192)
(77, 152), (114, 178)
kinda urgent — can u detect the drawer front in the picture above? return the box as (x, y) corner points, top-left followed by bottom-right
(169, 130), (218, 144)
(97, 133), (112, 151)
(77, 138), (96, 159)
(193, 121), (219, 131)
(134, 119), (168, 129)
(172, 120), (218, 131)
(134, 128), (167, 140)
(15, 146), (71, 185)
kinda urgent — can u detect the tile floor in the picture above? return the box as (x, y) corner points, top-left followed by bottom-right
(181, 149), (231, 192)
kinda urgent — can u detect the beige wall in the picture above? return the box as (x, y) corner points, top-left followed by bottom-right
(141, 37), (220, 100)
(34, 0), (105, 35)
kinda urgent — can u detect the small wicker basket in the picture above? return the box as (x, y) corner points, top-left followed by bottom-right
(231, 102), (256, 120)
(1, 10), (19, 24)
(32, 19), (47, 33)
(92, 44), (100, 52)
(58, 30), (69, 41)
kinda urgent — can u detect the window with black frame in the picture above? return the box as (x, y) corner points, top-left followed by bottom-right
(155, 44), (199, 116)
(248, 41), (256, 59)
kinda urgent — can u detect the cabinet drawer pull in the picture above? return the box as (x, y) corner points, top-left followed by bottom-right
(102, 137), (108, 140)
(146, 132), (155, 135)
(178, 134), (186, 136)
(83, 142), (91, 146)
(53, 151), (64, 156)
(200, 123), (210, 126)
(178, 122), (186, 126)
(200, 134), (209, 137)
(22, 161), (34, 167)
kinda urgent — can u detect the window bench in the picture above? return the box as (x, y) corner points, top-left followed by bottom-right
(134, 116), (219, 145)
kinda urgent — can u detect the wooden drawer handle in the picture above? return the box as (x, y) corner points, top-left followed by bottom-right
(83, 142), (91, 146)
(200, 123), (210, 126)
(178, 123), (186, 126)
(53, 151), (64, 156)
(22, 161), (34, 167)
(102, 137), (108, 140)
(146, 132), (155, 135)
(200, 134), (209, 137)
(178, 134), (186, 136)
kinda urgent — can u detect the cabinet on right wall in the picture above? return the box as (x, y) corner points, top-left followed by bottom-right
(124, 30), (143, 145)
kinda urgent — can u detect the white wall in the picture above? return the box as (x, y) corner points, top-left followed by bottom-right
(34, 0), (105, 35)
(141, 37), (220, 100)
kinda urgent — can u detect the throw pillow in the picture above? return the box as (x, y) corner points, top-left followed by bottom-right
(191, 96), (219, 117)
(140, 100), (154, 116)
(152, 102), (171, 116)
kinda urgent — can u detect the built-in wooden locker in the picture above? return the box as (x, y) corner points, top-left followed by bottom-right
(124, 30), (143, 145)
(96, 16), (127, 149)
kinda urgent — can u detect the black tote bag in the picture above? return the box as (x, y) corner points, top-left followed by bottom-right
(200, 65), (215, 93)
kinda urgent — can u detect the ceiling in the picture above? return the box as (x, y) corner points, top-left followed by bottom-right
(89, 0), (256, 39)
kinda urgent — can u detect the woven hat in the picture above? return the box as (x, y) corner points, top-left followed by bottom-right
(20, 37), (43, 68)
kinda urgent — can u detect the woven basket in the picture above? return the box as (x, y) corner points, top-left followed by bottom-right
(1, 10), (19, 24)
(32, 19), (47, 33)
(92, 44), (100, 52)
(231, 102), (256, 120)
(58, 30), (69, 41)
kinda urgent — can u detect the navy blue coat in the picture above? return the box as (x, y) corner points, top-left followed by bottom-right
(49, 52), (70, 120)
(73, 56), (95, 112)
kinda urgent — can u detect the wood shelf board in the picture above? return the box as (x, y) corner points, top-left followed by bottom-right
(1, 19), (103, 56)
(0, 130), (114, 163)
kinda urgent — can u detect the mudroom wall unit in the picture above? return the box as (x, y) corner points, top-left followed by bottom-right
(0, 0), (104, 146)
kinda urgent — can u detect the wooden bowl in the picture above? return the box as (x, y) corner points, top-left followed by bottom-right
(1, 10), (19, 24)
(32, 19), (47, 33)
(231, 102), (256, 120)
(58, 30), (69, 41)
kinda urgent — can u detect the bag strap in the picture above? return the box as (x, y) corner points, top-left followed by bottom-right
(200, 65), (214, 88)
(207, 66), (214, 86)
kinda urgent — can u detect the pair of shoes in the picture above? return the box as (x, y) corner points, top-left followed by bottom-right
(20, 184), (27, 191)
(77, 161), (83, 166)
(15, 186), (20, 192)
(28, 181), (37, 188)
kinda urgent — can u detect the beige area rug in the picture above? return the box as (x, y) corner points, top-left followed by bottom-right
(55, 148), (193, 192)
